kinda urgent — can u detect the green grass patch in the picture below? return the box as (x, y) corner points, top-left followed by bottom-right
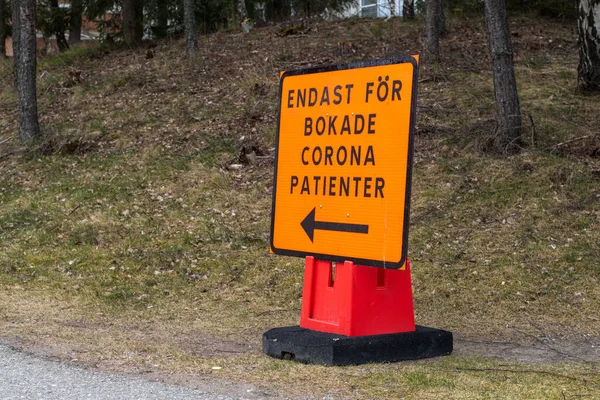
(39, 45), (104, 69)
(1, 14), (599, 399)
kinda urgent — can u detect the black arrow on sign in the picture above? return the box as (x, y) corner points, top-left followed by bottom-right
(301, 207), (369, 242)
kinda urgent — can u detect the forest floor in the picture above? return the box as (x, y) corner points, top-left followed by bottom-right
(1, 14), (600, 399)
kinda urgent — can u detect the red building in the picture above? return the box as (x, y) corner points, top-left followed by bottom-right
(3, 0), (115, 57)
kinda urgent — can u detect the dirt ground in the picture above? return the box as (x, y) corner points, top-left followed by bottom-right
(1, 13), (599, 400)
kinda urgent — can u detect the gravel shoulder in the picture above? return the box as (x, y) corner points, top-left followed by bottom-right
(0, 344), (271, 400)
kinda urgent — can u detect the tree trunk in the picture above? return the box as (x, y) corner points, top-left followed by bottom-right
(484, 0), (522, 154)
(50, 0), (69, 51)
(424, 0), (440, 63)
(12, 0), (40, 143)
(439, 0), (447, 36)
(403, 0), (415, 19)
(69, 0), (83, 45)
(577, 0), (600, 91)
(237, 0), (248, 20)
(388, 0), (396, 17)
(271, 0), (290, 20)
(122, 0), (143, 47)
(0, 0), (6, 58)
(156, 0), (168, 38)
(183, 0), (198, 58)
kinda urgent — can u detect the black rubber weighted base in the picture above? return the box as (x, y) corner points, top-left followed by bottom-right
(262, 325), (453, 366)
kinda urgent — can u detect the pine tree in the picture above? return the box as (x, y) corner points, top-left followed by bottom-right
(424, 0), (441, 63)
(484, 0), (522, 154)
(184, 0), (198, 58)
(0, 0), (6, 57)
(12, 0), (41, 143)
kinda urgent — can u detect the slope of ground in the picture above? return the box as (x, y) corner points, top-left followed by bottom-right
(0, 14), (599, 399)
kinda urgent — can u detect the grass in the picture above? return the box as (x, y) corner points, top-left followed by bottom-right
(1, 14), (600, 399)
(0, 288), (597, 399)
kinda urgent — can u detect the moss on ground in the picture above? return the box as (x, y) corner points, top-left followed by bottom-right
(1, 15), (599, 399)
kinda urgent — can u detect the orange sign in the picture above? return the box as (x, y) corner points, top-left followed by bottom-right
(270, 57), (419, 269)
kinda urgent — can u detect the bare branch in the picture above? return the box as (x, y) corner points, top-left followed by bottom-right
(546, 134), (599, 150)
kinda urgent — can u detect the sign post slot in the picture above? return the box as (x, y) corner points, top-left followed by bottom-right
(263, 57), (453, 365)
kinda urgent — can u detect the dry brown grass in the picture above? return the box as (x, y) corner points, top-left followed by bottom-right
(1, 14), (599, 399)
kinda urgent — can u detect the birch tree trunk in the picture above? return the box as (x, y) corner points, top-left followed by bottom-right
(237, 0), (248, 20)
(577, 0), (600, 91)
(12, 0), (40, 143)
(424, 0), (440, 63)
(69, 0), (83, 45)
(0, 0), (6, 58)
(484, 0), (522, 154)
(403, 0), (415, 19)
(184, 0), (198, 58)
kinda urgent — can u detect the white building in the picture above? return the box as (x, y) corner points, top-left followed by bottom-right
(342, 0), (405, 18)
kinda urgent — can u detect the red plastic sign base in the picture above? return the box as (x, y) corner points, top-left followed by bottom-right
(300, 256), (416, 337)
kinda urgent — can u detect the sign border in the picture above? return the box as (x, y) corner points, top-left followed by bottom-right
(270, 56), (419, 269)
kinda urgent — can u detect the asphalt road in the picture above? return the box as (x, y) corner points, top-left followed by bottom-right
(0, 344), (245, 400)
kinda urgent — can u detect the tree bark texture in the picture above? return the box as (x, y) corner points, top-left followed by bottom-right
(0, 0), (7, 58)
(237, 0), (248, 20)
(50, 0), (69, 51)
(484, 0), (522, 154)
(122, 0), (143, 47)
(424, 0), (440, 63)
(0, 0), (6, 58)
(12, 0), (40, 143)
(438, 0), (447, 36)
(403, 0), (415, 19)
(156, 0), (168, 38)
(184, 0), (198, 58)
(577, 0), (600, 91)
(69, 0), (83, 45)
(388, 0), (396, 17)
